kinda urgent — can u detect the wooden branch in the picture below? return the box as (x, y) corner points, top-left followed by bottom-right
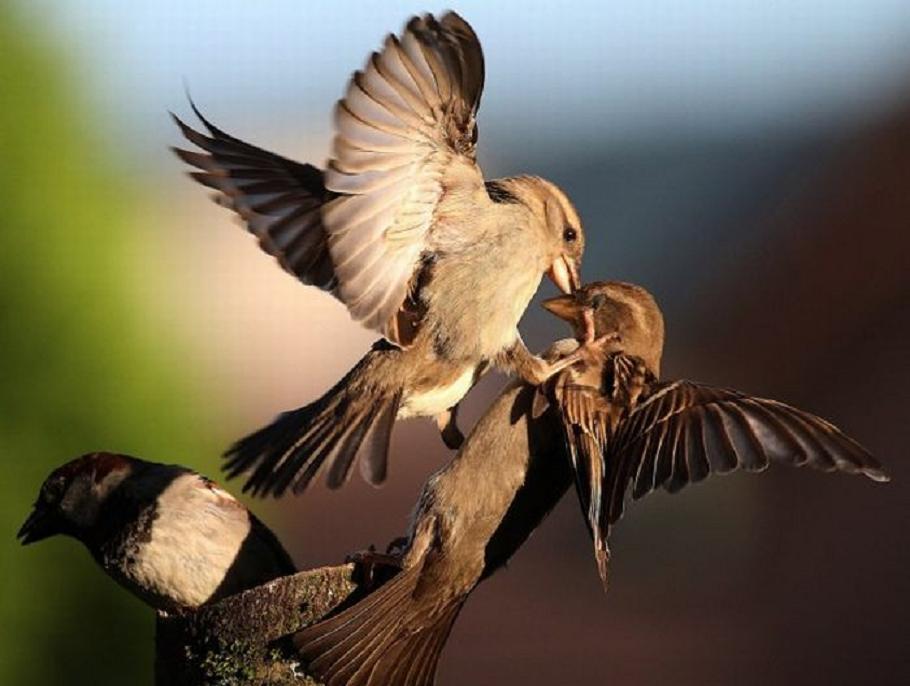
(154, 563), (360, 685)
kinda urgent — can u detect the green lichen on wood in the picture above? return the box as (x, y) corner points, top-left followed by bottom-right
(155, 564), (359, 685)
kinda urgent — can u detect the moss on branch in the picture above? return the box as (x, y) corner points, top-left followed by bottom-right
(154, 564), (359, 685)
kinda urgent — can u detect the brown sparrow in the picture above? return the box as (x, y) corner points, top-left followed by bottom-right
(18, 452), (295, 613)
(542, 281), (889, 587)
(294, 341), (577, 686)
(173, 12), (593, 497)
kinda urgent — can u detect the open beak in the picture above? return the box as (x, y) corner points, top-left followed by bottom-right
(17, 507), (58, 545)
(542, 294), (581, 322)
(546, 255), (580, 294)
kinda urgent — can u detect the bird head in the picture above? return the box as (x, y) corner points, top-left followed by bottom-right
(18, 452), (138, 546)
(492, 176), (584, 294)
(543, 280), (665, 376)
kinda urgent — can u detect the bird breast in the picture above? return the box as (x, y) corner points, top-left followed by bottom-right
(398, 366), (477, 419)
(112, 474), (253, 611)
(424, 211), (549, 361)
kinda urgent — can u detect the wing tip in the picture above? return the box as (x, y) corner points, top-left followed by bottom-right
(863, 466), (890, 483)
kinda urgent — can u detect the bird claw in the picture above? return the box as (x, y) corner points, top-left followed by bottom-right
(385, 536), (410, 556)
(586, 331), (621, 353)
(346, 546), (403, 589)
(579, 302), (621, 350)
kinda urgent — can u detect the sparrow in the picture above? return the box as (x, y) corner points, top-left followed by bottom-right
(17, 452), (296, 614)
(172, 11), (592, 497)
(542, 281), (890, 587)
(292, 285), (889, 685)
(293, 340), (578, 686)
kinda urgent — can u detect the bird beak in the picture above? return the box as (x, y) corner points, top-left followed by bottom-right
(542, 294), (581, 322)
(17, 507), (58, 545)
(547, 255), (580, 294)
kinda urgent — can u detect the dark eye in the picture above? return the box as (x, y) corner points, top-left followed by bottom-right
(42, 476), (65, 503)
(563, 227), (577, 242)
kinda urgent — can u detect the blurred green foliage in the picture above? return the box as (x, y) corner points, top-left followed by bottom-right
(0, 5), (215, 683)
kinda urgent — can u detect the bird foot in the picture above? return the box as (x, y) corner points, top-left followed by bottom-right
(585, 331), (621, 353)
(534, 332), (621, 383)
(346, 546), (403, 589)
(578, 303), (621, 351)
(385, 536), (410, 556)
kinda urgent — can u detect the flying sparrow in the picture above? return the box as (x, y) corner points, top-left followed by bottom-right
(173, 12), (591, 497)
(18, 452), (295, 613)
(542, 281), (889, 587)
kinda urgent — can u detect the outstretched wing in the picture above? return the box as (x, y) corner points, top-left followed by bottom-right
(603, 380), (889, 529)
(173, 12), (488, 346)
(172, 105), (337, 291)
(323, 11), (487, 343)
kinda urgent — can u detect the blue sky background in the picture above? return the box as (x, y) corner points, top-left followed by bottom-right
(24, 0), (910, 157)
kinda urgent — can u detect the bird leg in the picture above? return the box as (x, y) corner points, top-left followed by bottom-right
(498, 332), (619, 386)
(435, 405), (465, 449)
(496, 337), (563, 385)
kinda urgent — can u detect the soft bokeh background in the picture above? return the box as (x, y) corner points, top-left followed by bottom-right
(2, 1), (908, 684)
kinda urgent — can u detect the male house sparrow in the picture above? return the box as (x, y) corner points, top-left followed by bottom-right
(173, 11), (590, 497)
(542, 281), (889, 586)
(18, 452), (295, 613)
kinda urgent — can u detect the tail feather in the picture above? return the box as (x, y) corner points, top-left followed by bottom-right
(324, 608), (399, 685)
(263, 410), (334, 494)
(299, 568), (417, 685)
(295, 567), (462, 686)
(356, 393), (399, 486)
(223, 353), (401, 497)
(324, 404), (376, 488)
(389, 607), (460, 686)
(301, 564), (414, 658)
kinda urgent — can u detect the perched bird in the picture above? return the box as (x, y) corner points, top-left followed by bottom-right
(18, 452), (296, 614)
(542, 281), (890, 587)
(293, 342), (577, 686)
(172, 11), (591, 497)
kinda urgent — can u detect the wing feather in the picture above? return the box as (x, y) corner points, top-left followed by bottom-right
(173, 12), (487, 345)
(605, 380), (888, 533)
(323, 12), (487, 343)
(172, 107), (337, 291)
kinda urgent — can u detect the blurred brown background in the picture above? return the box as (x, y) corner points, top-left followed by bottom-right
(1, 2), (907, 684)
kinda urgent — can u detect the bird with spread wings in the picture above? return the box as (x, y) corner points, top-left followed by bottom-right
(173, 13), (594, 497)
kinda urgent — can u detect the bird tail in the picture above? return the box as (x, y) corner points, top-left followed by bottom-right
(223, 345), (402, 497)
(294, 567), (463, 686)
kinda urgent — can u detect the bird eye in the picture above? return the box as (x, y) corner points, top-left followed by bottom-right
(42, 476), (66, 503)
(563, 227), (577, 242)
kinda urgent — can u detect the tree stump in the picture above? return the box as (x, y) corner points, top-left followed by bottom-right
(154, 563), (360, 685)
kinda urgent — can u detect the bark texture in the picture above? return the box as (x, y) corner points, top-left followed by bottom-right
(154, 563), (359, 685)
